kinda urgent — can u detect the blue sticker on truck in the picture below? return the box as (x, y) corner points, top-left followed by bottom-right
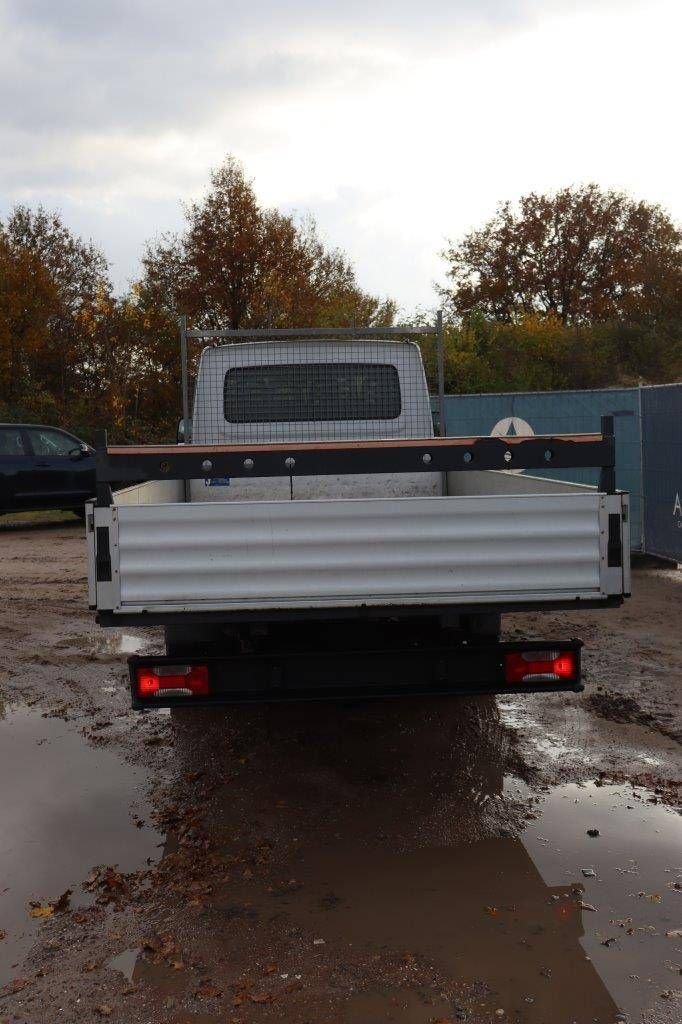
(204, 477), (231, 487)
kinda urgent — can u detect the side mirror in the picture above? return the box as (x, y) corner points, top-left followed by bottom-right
(177, 418), (191, 444)
(70, 443), (91, 460)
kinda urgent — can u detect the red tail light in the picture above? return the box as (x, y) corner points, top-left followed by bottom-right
(504, 649), (577, 685)
(135, 664), (210, 698)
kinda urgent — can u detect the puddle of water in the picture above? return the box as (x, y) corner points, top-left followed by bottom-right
(266, 837), (622, 1023)
(107, 947), (138, 982)
(158, 699), (679, 1022)
(346, 988), (460, 1023)
(226, 781), (681, 1022)
(0, 703), (161, 986)
(498, 698), (675, 771)
(524, 782), (682, 1020)
(105, 632), (146, 655)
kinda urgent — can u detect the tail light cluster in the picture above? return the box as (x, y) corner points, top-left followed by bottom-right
(504, 649), (577, 685)
(135, 664), (210, 699)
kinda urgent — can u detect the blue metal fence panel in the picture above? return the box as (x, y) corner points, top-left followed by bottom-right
(641, 383), (682, 562)
(439, 387), (643, 550)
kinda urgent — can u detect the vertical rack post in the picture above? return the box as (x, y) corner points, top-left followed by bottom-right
(180, 315), (190, 434)
(93, 428), (113, 507)
(436, 310), (448, 495)
(436, 309), (445, 438)
(179, 315), (191, 502)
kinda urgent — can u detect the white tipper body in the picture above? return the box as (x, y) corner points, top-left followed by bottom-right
(87, 338), (631, 616)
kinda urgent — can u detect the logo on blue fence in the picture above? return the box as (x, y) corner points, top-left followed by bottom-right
(490, 417), (534, 475)
(490, 416), (534, 438)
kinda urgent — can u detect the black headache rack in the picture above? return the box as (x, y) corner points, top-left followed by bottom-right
(92, 415), (617, 505)
(128, 638), (584, 708)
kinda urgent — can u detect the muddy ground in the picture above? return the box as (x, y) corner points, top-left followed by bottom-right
(0, 516), (680, 1024)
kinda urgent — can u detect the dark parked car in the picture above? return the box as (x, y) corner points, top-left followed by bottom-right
(0, 424), (96, 516)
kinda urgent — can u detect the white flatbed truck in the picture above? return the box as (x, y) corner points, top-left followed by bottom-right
(86, 326), (630, 709)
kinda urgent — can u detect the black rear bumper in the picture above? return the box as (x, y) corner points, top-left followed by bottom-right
(128, 638), (583, 709)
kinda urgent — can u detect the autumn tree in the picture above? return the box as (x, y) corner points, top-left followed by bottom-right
(138, 156), (396, 330)
(5, 205), (109, 313)
(441, 185), (682, 325)
(0, 206), (112, 411)
(0, 232), (60, 411)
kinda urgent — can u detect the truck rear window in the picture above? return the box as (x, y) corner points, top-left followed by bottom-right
(223, 363), (402, 423)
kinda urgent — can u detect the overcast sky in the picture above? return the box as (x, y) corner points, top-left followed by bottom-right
(1, 0), (680, 314)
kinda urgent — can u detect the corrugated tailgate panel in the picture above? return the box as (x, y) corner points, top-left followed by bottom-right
(116, 494), (602, 610)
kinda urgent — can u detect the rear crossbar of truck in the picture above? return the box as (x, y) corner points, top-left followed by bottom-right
(128, 639), (583, 708)
(92, 422), (617, 503)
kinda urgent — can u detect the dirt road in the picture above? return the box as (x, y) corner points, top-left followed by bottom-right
(0, 517), (680, 1024)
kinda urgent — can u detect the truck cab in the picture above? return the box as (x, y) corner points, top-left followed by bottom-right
(189, 340), (440, 502)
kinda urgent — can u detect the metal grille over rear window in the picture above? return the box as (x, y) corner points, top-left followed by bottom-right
(223, 363), (402, 423)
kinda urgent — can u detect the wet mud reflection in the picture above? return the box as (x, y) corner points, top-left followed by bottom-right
(0, 703), (161, 987)
(122, 697), (661, 1023)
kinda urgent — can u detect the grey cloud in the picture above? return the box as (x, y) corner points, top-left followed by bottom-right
(0, 46), (366, 135)
(11, 1), (519, 47)
(1, 1), (627, 138)
(0, 0), (646, 309)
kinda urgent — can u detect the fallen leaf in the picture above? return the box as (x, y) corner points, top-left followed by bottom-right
(1, 977), (31, 995)
(94, 1005), (112, 1017)
(0, 930), (5, 941)
(29, 904), (54, 919)
(251, 993), (272, 1004)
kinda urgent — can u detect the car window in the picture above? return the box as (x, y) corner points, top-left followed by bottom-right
(27, 428), (79, 457)
(0, 427), (27, 455)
